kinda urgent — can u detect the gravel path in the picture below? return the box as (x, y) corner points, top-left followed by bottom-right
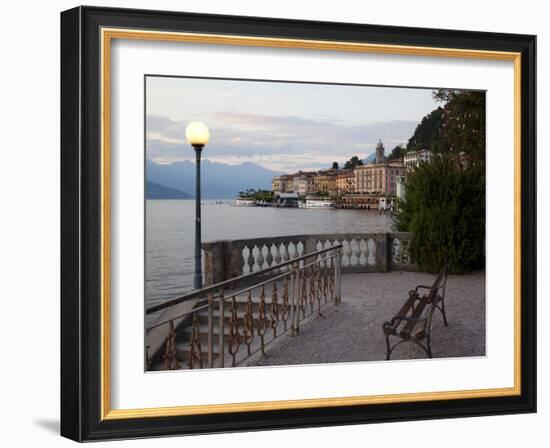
(248, 271), (485, 367)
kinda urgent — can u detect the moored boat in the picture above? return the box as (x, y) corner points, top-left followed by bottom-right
(233, 198), (256, 207)
(298, 198), (335, 209)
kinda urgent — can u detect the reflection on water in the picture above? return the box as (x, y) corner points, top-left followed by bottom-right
(146, 199), (393, 307)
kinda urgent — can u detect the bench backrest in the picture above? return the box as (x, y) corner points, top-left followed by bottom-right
(427, 264), (448, 302)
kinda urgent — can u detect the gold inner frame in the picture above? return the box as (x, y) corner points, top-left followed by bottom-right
(100, 27), (522, 421)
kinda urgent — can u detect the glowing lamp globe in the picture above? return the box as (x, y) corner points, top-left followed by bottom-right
(185, 121), (210, 146)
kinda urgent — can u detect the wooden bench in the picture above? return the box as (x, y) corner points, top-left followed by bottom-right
(382, 265), (449, 359)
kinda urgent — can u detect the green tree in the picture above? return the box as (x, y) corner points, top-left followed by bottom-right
(406, 107), (448, 153)
(433, 89), (486, 159)
(238, 188), (274, 202)
(394, 156), (485, 274)
(388, 144), (406, 160)
(344, 155), (364, 170)
(332, 161), (339, 170)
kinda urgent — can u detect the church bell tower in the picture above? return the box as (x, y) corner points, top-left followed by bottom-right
(375, 139), (385, 164)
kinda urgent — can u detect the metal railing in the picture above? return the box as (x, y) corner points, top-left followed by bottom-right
(146, 245), (343, 370)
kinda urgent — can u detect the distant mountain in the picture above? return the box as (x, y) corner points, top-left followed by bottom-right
(146, 159), (282, 199)
(363, 152), (376, 164)
(145, 181), (193, 199)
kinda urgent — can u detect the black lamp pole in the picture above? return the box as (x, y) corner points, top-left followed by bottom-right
(193, 143), (204, 290)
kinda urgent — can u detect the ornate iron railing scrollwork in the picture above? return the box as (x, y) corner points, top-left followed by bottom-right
(243, 290), (254, 356)
(270, 282), (279, 338)
(281, 276), (290, 331)
(188, 313), (203, 369)
(257, 285), (267, 356)
(162, 320), (179, 370)
(228, 297), (241, 367)
(147, 245), (343, 370)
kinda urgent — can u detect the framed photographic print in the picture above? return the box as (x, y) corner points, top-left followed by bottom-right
(60, 6), (537, 441)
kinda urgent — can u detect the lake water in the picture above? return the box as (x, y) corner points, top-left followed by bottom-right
(146, 200), (393, 307)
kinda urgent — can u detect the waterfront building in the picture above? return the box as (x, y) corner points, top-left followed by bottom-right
(336, 170), (355, 194)
(326, 172), (338, 196)
(271, 142), (406, 199)
(339, 194), (380, 209)
(297, 172), (316, 196)
(292, 174), (301, 193)
(274, 192), (300, 207)
(313, 170), (338, 196)
(404, 148), (433, 171)
(271, 175), (284, 193)
(271, 174), (295, 193)
(354, 161), (406, 196)
(313, 172), (327, 194)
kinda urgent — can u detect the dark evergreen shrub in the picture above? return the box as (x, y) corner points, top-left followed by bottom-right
(394, 156), (485, 274)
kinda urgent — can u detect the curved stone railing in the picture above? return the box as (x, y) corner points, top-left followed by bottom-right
(202, 232), (415, 285)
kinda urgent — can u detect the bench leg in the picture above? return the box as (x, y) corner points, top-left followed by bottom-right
(427, 335), (433, 358)
(385, 334), (391, 360)
(441, 299), (449, 327)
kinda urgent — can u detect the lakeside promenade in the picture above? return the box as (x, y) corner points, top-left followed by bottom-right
(245, 270), (485, 366)
(146, 264), (485, 370)
(147, 229), (488, 370)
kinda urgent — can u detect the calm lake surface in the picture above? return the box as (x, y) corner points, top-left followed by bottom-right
(146, 199), (393, 307)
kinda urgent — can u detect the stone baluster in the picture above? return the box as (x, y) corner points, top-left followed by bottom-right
(265, 244), (274, 267)
(297, 241), (304, 257)
(282, 243), (291, 262)
(404, 239), (412, 264)
(257, 245), (265, 270)
(246, 246), (255, 273)
(342, 239), (351, 266)
(273, 244), (282, 265)
(359, 239), (367, 266)
(367, 238), (375, 266)
(353, 239), (362, 266)
(288, 242), (296, 259)
(392, 238), (401, 264)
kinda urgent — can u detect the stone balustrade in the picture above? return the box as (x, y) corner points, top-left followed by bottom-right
(202, 232), (415, 285)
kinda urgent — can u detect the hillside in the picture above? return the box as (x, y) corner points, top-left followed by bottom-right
(145, 181), (193, 199)
(146, 159), (281, 199)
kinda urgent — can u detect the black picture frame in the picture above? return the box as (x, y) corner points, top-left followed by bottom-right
(61, 5), (536, 442)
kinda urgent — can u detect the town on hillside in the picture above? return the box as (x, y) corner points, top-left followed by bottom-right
(237, 140), (436, 210)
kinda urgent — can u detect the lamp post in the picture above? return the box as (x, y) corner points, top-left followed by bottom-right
(185, 121), (210, 290)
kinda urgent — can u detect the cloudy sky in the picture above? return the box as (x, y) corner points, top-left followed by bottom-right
(146, 76), (439, 172)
